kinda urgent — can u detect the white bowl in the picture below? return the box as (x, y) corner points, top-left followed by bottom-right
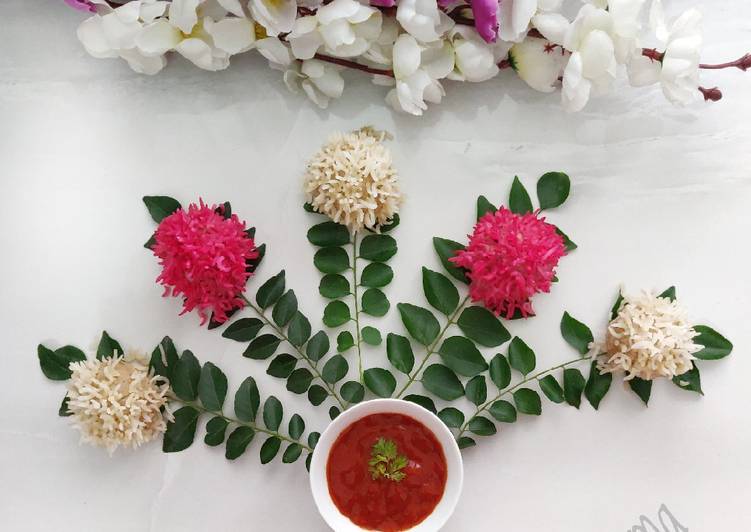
(309, 398), (464, 532)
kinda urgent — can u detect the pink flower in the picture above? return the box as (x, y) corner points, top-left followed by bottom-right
(152, 201), (259, 325)
(471, 0), (500, 43)
(450, 207), (565, 319)
(64, 0), (97, 12)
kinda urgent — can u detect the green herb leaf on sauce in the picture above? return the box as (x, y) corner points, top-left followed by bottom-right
(368, 438), (409, 482)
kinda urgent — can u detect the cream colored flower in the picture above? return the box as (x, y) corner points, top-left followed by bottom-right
(595, 290), (701, 381)
(66, 352), (170, 454)
(304, 128), (402, 233)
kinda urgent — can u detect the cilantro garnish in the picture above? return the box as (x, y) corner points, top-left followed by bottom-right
(368, 438), (409, 482)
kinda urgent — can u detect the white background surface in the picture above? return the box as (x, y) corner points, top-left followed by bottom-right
(2, 1), (750, 530)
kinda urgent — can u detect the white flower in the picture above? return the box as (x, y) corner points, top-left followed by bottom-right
(509, 37), (565, 92)
(396, 0), (454, 43)
(256, 37), (293, 69)
(288, 0), (382, 60)
(304, 128), (402, 233)
(136, 0), (256, 71)
(284, 59), (345, 108)
(363, 16), (400, 66)
(66, 352), (170, 454)
(448, 26), (502, 83)
(249, 0), (297, 36)
(627, 2), (703, 105)
(595, 290), (701, 381)
(386, 34), (454, 115)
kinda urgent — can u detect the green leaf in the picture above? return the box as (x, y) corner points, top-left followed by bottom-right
(163, 406), (199, 453)
(243, 334), (281, 360)
(323, 301), (351, 327)
(433, 237), (469, 284)
(256, 271), (286, 309)
(508, 337), (536, 376)
(628, 377), (652, 405)
(272, 290), (298, 327)
(204, 416), (229, 447)
(658, 286), (676, 301)
(263, 396), (283, 431)
(286, 368), (314, 394)
(468, 416), (496, 436)
(288, 414), (305, 440)
(341, 381), (365, 404)
(457, 306), (511, 347)
(329, 406), (341, 420)
(386, 333), (414, 374)
(322, 355), (349, 384)
(283, 443), (303, 464)
(422, 267), (459, 315)
(563, 368), (585, 408)
(96, 331), (123, 360)
(235, 376), (260, 422)
(260, 437), (281, 464)
(422, 364), (464, 401)
(314, 247), (350, 274)
(307, 221), (350, 247)
(336, 331), (355, 352)
(361, 288), (390, 317)
(307, 385), (328, 406)
(438, 336), (488, 377)
(266, 354), (297, 379)
(360, 263), (393, 287)
(59, 396), (72, 417)
(489, 400), (517, 423)
(364, 368), (396, 398)
(583, 362), (612, 409)
(222, 318), (264, 342)
(172, 350), (201, 402)
(555, 227), (577, 252)
(360, 234), (397, 262)
(610, 290), (624, 320)
(509, 176), (533, 214)
(489, 354), (511, 389)
(437, 407), (464, 429)
(397, 303), (440, 345)
(377, 213), (400, 233)
(457, 437), (476, 450)
(319, 274), (350, 299)
(308, 432), (321, 449)
(144, 233), (156, 250)
(560, 312), (594, 355)
(538, 375), (564, 404)
(306, 331), (330, 361)
(513, 388), (542, 415)
(362, 326), (382, 346)
(143, 195), (181, 223)
(476, 195), (497, 220)
(38, 344), (86, 381)
(537, 172), (570, 210)
(148, 337), (178, 381)
(199, 362), (228, 412)
(225, 426), (255, 460)
(672, 364), (703, 395)
(465, 375), (488, 406)
(287, 312), (311, 347)
(403, 394), (437, 413)
(692, 325), (733, 360)
(303, 202), (316, 213)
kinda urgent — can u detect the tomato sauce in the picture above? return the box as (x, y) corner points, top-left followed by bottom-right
(326, 413), (447, 531)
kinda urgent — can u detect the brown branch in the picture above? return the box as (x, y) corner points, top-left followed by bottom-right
(313, 53), (394, 77)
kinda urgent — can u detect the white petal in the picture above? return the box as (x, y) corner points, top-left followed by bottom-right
(119, 48), (167, 74)
(649, 0), (669, 43)
(421, 40), (454, 80)
(77, 16), (119, 58)
(510, 38), (564, 93)
(250, 0), (297, 35)
(397, 69), (432, 114)
(579, 29), (616, 80)
(317, 0), (361, 26)
(169, 0), (201, 34)
(532, 13), (569, 46)
(216, 0), (246, 17)
(627, 54), (660, 87)
(305, 61), (345, 98)
(452, 28), (499, 82)
(256, 37), (293, 67)
(100, 11), (142, 49)
(140, 1), (169, 24)
(392, 34), (421, 79)
(561, 52), (592, 111)
(289, 26), (324, 60)
(422, 79), (444, 103)
(204, 17), (255, 54)
(396, 0), (444, 43)
(320, 19), (357, 49)
(511, 0), (537, 38)
(114, 1), (142, 23)
(301, 79), (330, 108)
(137, 19), (182, 56)
(175, 37), (230, 70)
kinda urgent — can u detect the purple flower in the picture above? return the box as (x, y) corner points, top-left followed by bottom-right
(369, 0), (395, 6)
(471, 0), (500, 43)
(64, 0), (97, 12)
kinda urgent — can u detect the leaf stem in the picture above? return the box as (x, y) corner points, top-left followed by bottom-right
(240, 295), (346, 410)
(351, 233), (364, 384)
(168, 394), (312, 452)
(395, 295), (470, 398)
(455, 354), (594, 440)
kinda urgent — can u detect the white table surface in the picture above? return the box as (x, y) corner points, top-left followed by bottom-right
(2, 1), (750, 530)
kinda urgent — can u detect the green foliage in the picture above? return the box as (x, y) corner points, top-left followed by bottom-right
(360, 263), (393, 287)
(172, 350), (201, 402)
(536, 172), (570, 210)
(513, 388), (542, 415)
(314, 248), (350, 274)
(538, 375), (564, 404)
(438, 336), (488, 377)
(323, 301), (351, 327)
(397, 303), (440, 345)
(222, 318), (264, 342)
(422, 267), (459, 315)
(563, 368), (585, 409)
(369, 438), (408, 482)
(476, 196), (497, 220)
(38, 344), (86, 381)
(465, 376), (488, 406)
(96, 331), (123, 360)
(404, 394), (437, 413)
(509, 176), (533, 214)
(432, 237), (469, 284)
(307, 222), (350, 247)
(422, 364), (464, 401)
(363, 368), (396, 398)
(584, 362), (612, 410)
(142, 195), (181, 223)
(244, 334), (281, 360)
(457, 307), (510, 347)
(272, 290), (298, 327)
(319, 274), (350, 299)
(489, 354), (511, 389)
(560, 312), (593, 355)
(672, 364), (703, 395)
(628, 377), (652, 406)
(361, 288), (390, 317)
(361, 326), (382, 346)
(359, 234), (397, 262)
(508, 337), (536, 376)
(256, 271), (286, 309)
(386, 333), (414, 374)
(692, 325), (733, 360)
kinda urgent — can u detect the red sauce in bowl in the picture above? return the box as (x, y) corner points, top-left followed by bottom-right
(326, 413), (447, 531)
